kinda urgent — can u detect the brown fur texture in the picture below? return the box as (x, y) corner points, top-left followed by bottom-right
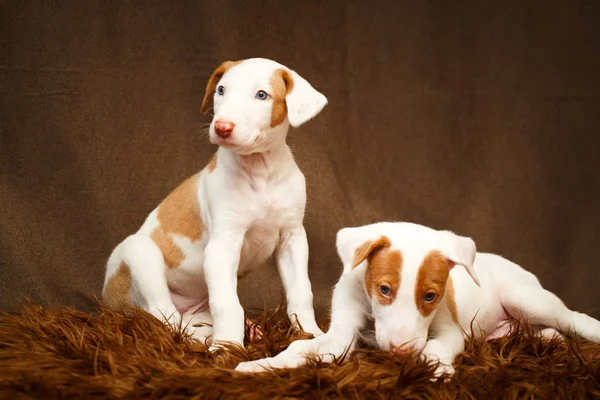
(351, 236), (391, 269)
(1, 301), (599, 399)
(150, 173), (203, 268)
(364, 248), (403, 305)
(416, 250), (453, 317)
(200, 60), (242, 113)
(102, 262), (132, 310)
(269, 68), (294, 127)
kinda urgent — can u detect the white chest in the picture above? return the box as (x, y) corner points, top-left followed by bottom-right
(239, 190), (301, 267)
(244, 179), (304, 226)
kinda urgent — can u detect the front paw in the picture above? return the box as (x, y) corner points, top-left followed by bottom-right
(305, 325), (325, 337)
(430, 363), (455, 382)
(235, 353), (306, 373)
(235, 358), (274, 373)
(293, 318), (324, 337)
(208, 336), (244, 353)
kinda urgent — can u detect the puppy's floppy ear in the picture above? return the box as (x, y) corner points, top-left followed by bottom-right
(200, 60), (240, 113)
(283, 69), (328, 127)
(336, 225), (391, 275)
(437, 230), (480, 286)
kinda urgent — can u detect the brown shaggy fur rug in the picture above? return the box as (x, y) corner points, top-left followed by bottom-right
(1, 302), (599, 399)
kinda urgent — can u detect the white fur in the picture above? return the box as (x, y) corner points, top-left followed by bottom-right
(236, 221), (600, 379)
(102, 58), (327, 350)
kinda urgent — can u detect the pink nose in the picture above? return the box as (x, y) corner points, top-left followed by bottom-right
(214, 120), (235, 138)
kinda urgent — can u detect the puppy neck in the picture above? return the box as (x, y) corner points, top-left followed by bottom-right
(221, 140), (295, 187)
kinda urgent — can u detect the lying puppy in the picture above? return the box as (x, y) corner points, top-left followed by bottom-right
(102, 58), (327, 350)
(236, 221), (600, 377)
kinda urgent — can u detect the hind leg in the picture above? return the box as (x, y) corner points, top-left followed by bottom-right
(499, 283), (600, 343)
(104, 234), (180, 328)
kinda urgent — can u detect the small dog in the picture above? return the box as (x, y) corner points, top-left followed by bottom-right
(236, 221), (600, 378)
(102, 58), (327, 350)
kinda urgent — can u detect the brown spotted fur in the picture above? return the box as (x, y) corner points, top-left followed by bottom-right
(200, 60), (243, 113)
(269, 68), (294, 127)
(350, 236), (403, 305)
(351, 236), (391, 269)
(150, 173), (203, 268)
(415, 250), (452, 317)
(102, 262), (132, 310)
(364, 248), (403, 305)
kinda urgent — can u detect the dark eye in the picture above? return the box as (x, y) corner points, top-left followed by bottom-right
(217, 85), (225, 95)
(424, 292), (437, 303)
(379, 285), (391, 296)
(255, 90), (269, 100)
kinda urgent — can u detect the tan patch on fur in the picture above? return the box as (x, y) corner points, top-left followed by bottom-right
(445, 275), (459, 325)
(150, 230), (186, 268)
(415, 250), (452, 317)
(201, 60), (243, 113)
(364, 248), (403, 305)
(351, 236), (391, 269)
(103, 262), (132, 310)
(269, 68), (295, 127)
(151, 173), (203, 268)
(207, 152), (218, 173)
(350, 236), (402, 305)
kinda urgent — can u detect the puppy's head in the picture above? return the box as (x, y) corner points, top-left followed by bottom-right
(336, 222), (479, 355)
(200, 58), (327, 154)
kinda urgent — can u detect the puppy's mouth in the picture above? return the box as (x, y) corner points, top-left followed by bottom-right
(209, 129), (264, 152)
(214, 139), (238, 148)
(209, 134), (239, 147)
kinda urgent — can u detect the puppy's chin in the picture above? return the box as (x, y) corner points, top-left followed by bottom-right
(212, 133), (277, 155)
(209, 135), (243, 151)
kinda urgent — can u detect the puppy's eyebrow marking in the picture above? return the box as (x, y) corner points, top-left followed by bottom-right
(200, 60), (243, 113)
(415, 250), (452, 317)
(354, 236), (402, 305)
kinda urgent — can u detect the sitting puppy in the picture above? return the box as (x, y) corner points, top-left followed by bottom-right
(102, 58), (327, 350)
(236, 221), (600, 377)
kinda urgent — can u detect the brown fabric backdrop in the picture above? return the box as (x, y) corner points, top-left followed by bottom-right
(1, 1), (599, 319)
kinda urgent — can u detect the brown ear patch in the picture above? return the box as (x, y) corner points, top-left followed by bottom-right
(269, 68), (295, 127)
(415, 250), (452, 317)
(445, 275), (459, 325)
(200, 60), (243, 113)
(351, 236), (391, 269)
(364, 248), (403, 305)
(150, 173), (204, 268)
(207, 152), (218, 173)
(102, 262), (132, 310)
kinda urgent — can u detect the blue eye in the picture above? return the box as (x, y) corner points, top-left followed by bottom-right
(424, 292), (436, 302)
(255, 90), (269, 100)
(379, 285), (391, 296)
(217, 85), (225, 95)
